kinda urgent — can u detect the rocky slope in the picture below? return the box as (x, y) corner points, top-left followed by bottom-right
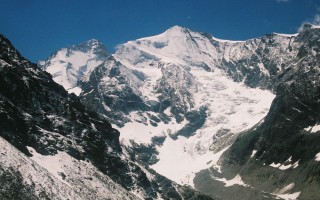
(0, 33), (211, 200)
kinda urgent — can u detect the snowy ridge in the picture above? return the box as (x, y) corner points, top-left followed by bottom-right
(38, 39), (109, 95)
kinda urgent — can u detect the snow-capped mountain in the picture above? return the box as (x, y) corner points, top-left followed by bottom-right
(38, 39), (109, 95)
(38, 24), (320, 199)
(0, 33), (211, 199)
(77, 25), (276, 182)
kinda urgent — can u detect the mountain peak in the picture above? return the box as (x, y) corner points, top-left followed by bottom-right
(38, 39), (109, 93)
(167, 25), (187, 31)
(164, 25), (191, 35)
(82, 38), (103, 47)
(73, 38), (107, 53)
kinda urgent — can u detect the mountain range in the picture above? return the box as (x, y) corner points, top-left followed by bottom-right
(0, 23), (319, 199)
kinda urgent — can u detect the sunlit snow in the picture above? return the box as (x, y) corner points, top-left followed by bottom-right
(213, 174), (249, 187)
(40, 40), (106, 92)
(269, 157), (299, 170)
(275, 192), (301, 200)
(304, 124), (320, 133)
(115, 26), (276, 187)
(315, 152), (320, 161)
(273, 183), (301, 200)
(250, 150), (257, 158)
(68, 86), (82, 96)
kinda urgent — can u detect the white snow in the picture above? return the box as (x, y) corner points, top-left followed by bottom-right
(279, 164), (293, 170)
(114, 26), (276, 187)
(311, 24), (320, 29)
(151, 140), (230, 187)
(250, 150), (257, 158)
(119, 111), (187, 145)
(270, 162), (281, 168)
(41, 26), (283, 190)
(213, 174), (249, 187)
(292, 161), (299, 168)
(280, 183), (294, 193)
(275, 192), (301, 200)
(272, 183), (301, 200)
(40, 41), (106, 91)
(211, 35), (245, 43)
(68, 86), (82, 96)
(274, 33), (299, 37)
(269, 157), (299, 170)
(26, 146), (70, 186)
(312, 124), (320, 133)
(258, 62), (270, 76)
(315, 152), (320, 161)
(304, 124), (320, 133)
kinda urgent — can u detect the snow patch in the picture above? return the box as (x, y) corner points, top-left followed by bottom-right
(274, 33), (299, 37)
(272, 183), (300, 200)
(68, 86), (82, 96)
(26, 146), (70, 186)
(270, 162), (281, 168)
(275, 192), (301, 200)
(269, 158), (299, 170)
(258, 62), (270, 76)
(151, 144), (230, 187)
(119, 111), (187, 145)
(315, 152), (320, 161)
(304, 124), (320, 133)
(250, 150), (257, 158)
(214, 174), (249, 187)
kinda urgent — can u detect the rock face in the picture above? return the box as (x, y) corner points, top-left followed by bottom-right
(39, 24), (320, 199)
(79, 56), (149, 127)
(0, 34), (212, 200)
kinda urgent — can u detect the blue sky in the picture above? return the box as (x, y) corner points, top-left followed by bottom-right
(1, 0), (319, 62)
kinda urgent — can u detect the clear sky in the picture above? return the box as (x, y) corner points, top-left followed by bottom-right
(1, 0), (319, 62)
